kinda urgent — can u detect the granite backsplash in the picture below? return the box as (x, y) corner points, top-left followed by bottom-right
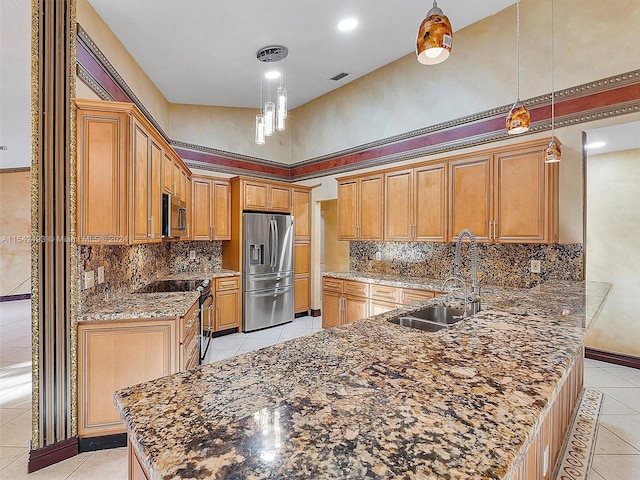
(349, 241), (583, 288)
(77, 241), (222, 310)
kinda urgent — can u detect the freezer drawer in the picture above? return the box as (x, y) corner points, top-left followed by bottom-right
(243, 286), (294, 332)
(243, 272), (293, 292)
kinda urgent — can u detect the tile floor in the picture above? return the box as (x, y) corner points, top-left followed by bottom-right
(1, 299), (639, 479)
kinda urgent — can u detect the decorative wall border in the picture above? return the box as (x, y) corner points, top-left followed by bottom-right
(75, 24), (640, 182)
(0, 167), (31, 174)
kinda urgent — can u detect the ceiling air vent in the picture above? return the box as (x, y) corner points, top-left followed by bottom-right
(330, 72), (349, 81)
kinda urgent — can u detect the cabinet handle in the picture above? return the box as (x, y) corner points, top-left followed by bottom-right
(493, 221), (497, 240)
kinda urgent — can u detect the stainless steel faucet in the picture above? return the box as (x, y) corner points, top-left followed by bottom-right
(454, 229), (480, 303)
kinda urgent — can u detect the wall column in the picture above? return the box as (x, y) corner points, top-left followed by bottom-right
(29, 0), (78, 472)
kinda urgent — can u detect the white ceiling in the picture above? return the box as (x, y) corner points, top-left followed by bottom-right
(86, 0), (519, 109)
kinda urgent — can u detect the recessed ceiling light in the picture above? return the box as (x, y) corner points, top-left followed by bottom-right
(585, 141), (606, 150)
(337, 18), (358, 32)
(264, 70), (281, 80)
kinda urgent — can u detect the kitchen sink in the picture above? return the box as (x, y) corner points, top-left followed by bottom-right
(409, 305), (465, 324)
(388, 316), (448, 332)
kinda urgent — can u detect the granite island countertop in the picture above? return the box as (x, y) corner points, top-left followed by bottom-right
(115, 279), (611, 479)
(78, 269), (240, 322)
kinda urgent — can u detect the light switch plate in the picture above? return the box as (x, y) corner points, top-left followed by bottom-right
(189, 250), (196, 260)
(375, 251), (382, 261)
(530, 260), (541, 274)
(97, 266), (105, 284)
(84, 271), (95, 289)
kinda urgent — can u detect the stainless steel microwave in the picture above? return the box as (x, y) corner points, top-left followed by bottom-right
(162, 193), (187, 238)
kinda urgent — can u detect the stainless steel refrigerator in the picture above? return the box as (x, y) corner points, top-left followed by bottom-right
(243, 213), (294, 332)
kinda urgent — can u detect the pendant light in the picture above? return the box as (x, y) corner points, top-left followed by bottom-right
(506, 0), (531, 135)
(255, 45), (289, 145)
(416, 1), (453, 65)
(545, 0), (561, 163)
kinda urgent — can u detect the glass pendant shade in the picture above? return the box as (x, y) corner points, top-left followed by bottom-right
(276, 105), (286, 131)
(255, 114), (265, 145)
(506, 100), (531, 135)
(416, 2), (453, 65)
(545, 139), (561, 163)
(264, 101), (275, 136)
(277, 86), (287, 118)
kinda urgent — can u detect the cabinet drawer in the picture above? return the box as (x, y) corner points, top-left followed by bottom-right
(180, 301), (200, 341)
(400, 288), (435, 306)
(322, 277), (344, 293)
(344, 280), (369, 298)
(215, 276), (240, 291)
(182, 329), (200, 371)
(370, 284), (399, 303)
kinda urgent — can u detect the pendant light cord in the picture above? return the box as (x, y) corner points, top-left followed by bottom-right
(550, 0), (555, 138)
(516, 0), (521, 101)
(260, 73), (263, 114)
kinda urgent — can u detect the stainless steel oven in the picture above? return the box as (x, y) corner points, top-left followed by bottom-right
(197, 280), (213, 360)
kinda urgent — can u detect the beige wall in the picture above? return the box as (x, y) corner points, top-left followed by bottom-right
(0, 171), (31, 296)
(76, 0), (171, 132)
(321, 200), (349, 273)
(585, 149), (640, 357)
(76, 0), (640, 166)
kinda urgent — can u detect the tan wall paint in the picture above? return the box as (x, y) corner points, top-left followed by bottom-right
(76, 0), (171, 132)
(291, 0), (640, 161)
(321, 200), (349, 274)
(585, 149), (640, 357)
(0, 171), (31, 296)
(168, 103), (290, 163)
(75, 76), (101, 100)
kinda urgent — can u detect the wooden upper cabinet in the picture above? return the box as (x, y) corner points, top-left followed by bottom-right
(494, 146), (557, 243)
(131, 119), (159, 243)
(337, 179), (358, 240)
(191, 175), (231, 241)
(242, 179), (291, 212)
(293, 187), (311, 240)
(414, 164), (448, 242)
(337, 174), (383, 241)
(76, 109), (128, 244)
(384, 164), (448, 242)
(449, 155), (493, 242)
(191, 177), (212, 241)
(75, 99), (192, 245)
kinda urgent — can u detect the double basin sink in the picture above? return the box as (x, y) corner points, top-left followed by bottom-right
(388, 304), (479, 332)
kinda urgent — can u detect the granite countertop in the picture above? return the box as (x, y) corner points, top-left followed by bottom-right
(323, 271), (446, 291)
(78, 269), (240, 322)
(114, 279), (611, 479)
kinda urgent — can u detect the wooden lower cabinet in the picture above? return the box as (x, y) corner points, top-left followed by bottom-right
(370, 299), (398, 315)
(214, 276), (240, 331)
(295, 275), (310, 314)
(512, 350), (584, 480)
(322, 290), (342, 328)
(78, 300), (199, 439)
(129, 443), (150, 480)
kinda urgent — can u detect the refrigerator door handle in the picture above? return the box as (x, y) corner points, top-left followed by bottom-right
(273, 218), (279, 268)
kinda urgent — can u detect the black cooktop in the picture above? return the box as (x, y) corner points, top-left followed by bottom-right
(134, 279), (207, 293)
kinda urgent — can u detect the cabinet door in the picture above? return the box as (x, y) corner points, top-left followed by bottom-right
(243, 181), (269, 210)
(337, 179), (358, 240)
(212, 180), (231, 240)
(370, 299), (398, 316)
(178, 168), (188, 201)
(293, 188), (311, 240)
(76, 111), (127, 244)
(215, 289), (240, 331)
(294, 275), (310, 314)
(322, 291), (342, 329)
(385, 169), (413, 241)
(191, 178), (212, 240)
(172, 161), (181, 197)
(149, 140), (163, 240)
(78, 320), (175, 437)
(449, 155), (492, 242)
(344, 295), (368, 324)
(294, 242), (310, 275)
(359, 175), (384, 240)
(494, 147), (549, 243)
(131, 121), (151, 243)
(162, 152), (173, 193)
(414, 164), (448, 242)
(269, 185), (292, 212)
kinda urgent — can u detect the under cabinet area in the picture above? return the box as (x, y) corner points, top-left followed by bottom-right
(77, 299), (199, 440)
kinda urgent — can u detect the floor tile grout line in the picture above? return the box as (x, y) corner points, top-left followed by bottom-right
(597, 424), (640, 454)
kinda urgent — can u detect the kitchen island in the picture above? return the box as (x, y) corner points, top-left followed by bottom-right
(115, 279), (610, 479)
